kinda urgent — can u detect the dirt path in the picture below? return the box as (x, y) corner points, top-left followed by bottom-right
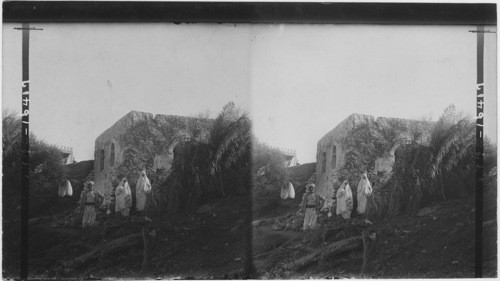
(21, 194), (252, 279)
(257, 197), (480, 279)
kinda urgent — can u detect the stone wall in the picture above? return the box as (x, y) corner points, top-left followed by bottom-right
(375, 116), (433, 146)
(315, 114), (375, 198)
(315, 113), (433, 199)
(93, 111), (213, 193)
(94, 111), (154, 192)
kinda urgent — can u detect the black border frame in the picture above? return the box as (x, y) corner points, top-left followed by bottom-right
(3, 1), (496, 279)
(3, 2), (497, 25)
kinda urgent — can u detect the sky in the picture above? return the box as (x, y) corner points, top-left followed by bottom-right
(250, 24), (497, 163)
(3, 23), (497, 163)
(3, 24), (253, 160)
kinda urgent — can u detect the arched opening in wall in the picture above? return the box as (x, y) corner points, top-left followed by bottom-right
(331, 145), (337, 169)
(390, 146), (404, 177)
(109, 143), (115, 166)
(100, 149), (105, 171)
(322, 152), (327, 174)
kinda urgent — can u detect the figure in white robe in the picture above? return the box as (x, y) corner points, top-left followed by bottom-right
(336, 180), (353, 220)
(281, 182), (295, 200)
(135, 170), (152, 212)
(288, 182), (295, 199)
(58, 180), (73, 197)
(115, 178), (132, 217)
(280, 184), (289, 199)
(357, 173), (373, 214)
(301, 183), (324, 243)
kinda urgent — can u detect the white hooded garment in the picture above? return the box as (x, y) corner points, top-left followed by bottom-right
(357, 176), (372, 214)
(336, 181), (353, 216)
(280, 182), (295, 200)
(280, 184), (289, 199)
(66, 181), (73, 196)
(287, 182), (295, 199)
(135, 171), (151, 211)
(58, 180), (73, 197)
(115, 178), (132, 213)
(58, 181), (66, 197)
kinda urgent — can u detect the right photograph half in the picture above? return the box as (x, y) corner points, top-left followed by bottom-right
(250, 24), (497, 279)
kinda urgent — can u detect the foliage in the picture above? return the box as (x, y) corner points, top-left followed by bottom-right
(117, 119), (169, 182)
(253, 140), (290, 187)
(336, 119), (408, 190)
(367, 105), (476, 219)
(3, 110), (23, 196)
(28, 135), (68, 216)
(29, 135), (68, 189)
(251, 140), (294, 219)
(484, 136), (497, 173)
(3, 110), (67, 189)
(2, 110), (68, 217)
(154, 102), (252, 213)
(112, 112), (214, 189)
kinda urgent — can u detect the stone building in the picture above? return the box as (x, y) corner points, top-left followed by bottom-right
(93, 110), (212, 193)
(282, 149), (298, 167)
(255, 141), (298, 167)
(57, 145), (74, 165)
(315, 113), (433, 198)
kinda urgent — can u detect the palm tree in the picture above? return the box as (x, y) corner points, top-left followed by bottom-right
(368, 105), (476, 218)
(427, 105), (475, 199)
(160, 102), (252, 212)
(204, 102), (252, 196)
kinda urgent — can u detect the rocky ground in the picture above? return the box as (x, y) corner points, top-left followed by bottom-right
(251, 164), (497, 279)
(253, 197), (490, 279)
(3, 159), (253, 279)
(8, 194), (252, 279)
(2, 162), (496, 279)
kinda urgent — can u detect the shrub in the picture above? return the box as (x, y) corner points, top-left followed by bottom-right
(253, 141), (289, 187)
(484, 136), (497, 173)
(153, 102), (252, 213)
(338, 120), (407, 187)
(367, 105), (476, 219)
(3, 110), (68, 217)
(3, 110), (23, 197)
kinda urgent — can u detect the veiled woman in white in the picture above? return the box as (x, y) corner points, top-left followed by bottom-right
(135, 170), (152, 212)
(336, 180), (353, 220)
(280, 182), (295, 200)
(58, 180), (73, 197)
(115, 178), (132, 217)
(357, 172), (372, 214)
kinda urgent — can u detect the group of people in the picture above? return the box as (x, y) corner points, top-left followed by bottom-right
(300, 172), (373, 243)
(335, 172), (372, 220)
(77, 170), (152, 239)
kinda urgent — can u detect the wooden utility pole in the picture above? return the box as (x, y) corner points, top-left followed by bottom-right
(469, 24), (495, 279)
(475, 25), (485, 279)
(14, 23), (42, 280)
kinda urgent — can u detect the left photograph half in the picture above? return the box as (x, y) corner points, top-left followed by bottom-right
(3, 23), (254, 279)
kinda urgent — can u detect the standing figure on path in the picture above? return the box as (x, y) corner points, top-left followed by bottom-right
(115, 178), (132, 217)
(135, 170), (152, 213)
(336, 180), (353, 220)
(78, 181), (104, 240)
(301, 183), (323, 243)
(357, 172), (373, 215)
